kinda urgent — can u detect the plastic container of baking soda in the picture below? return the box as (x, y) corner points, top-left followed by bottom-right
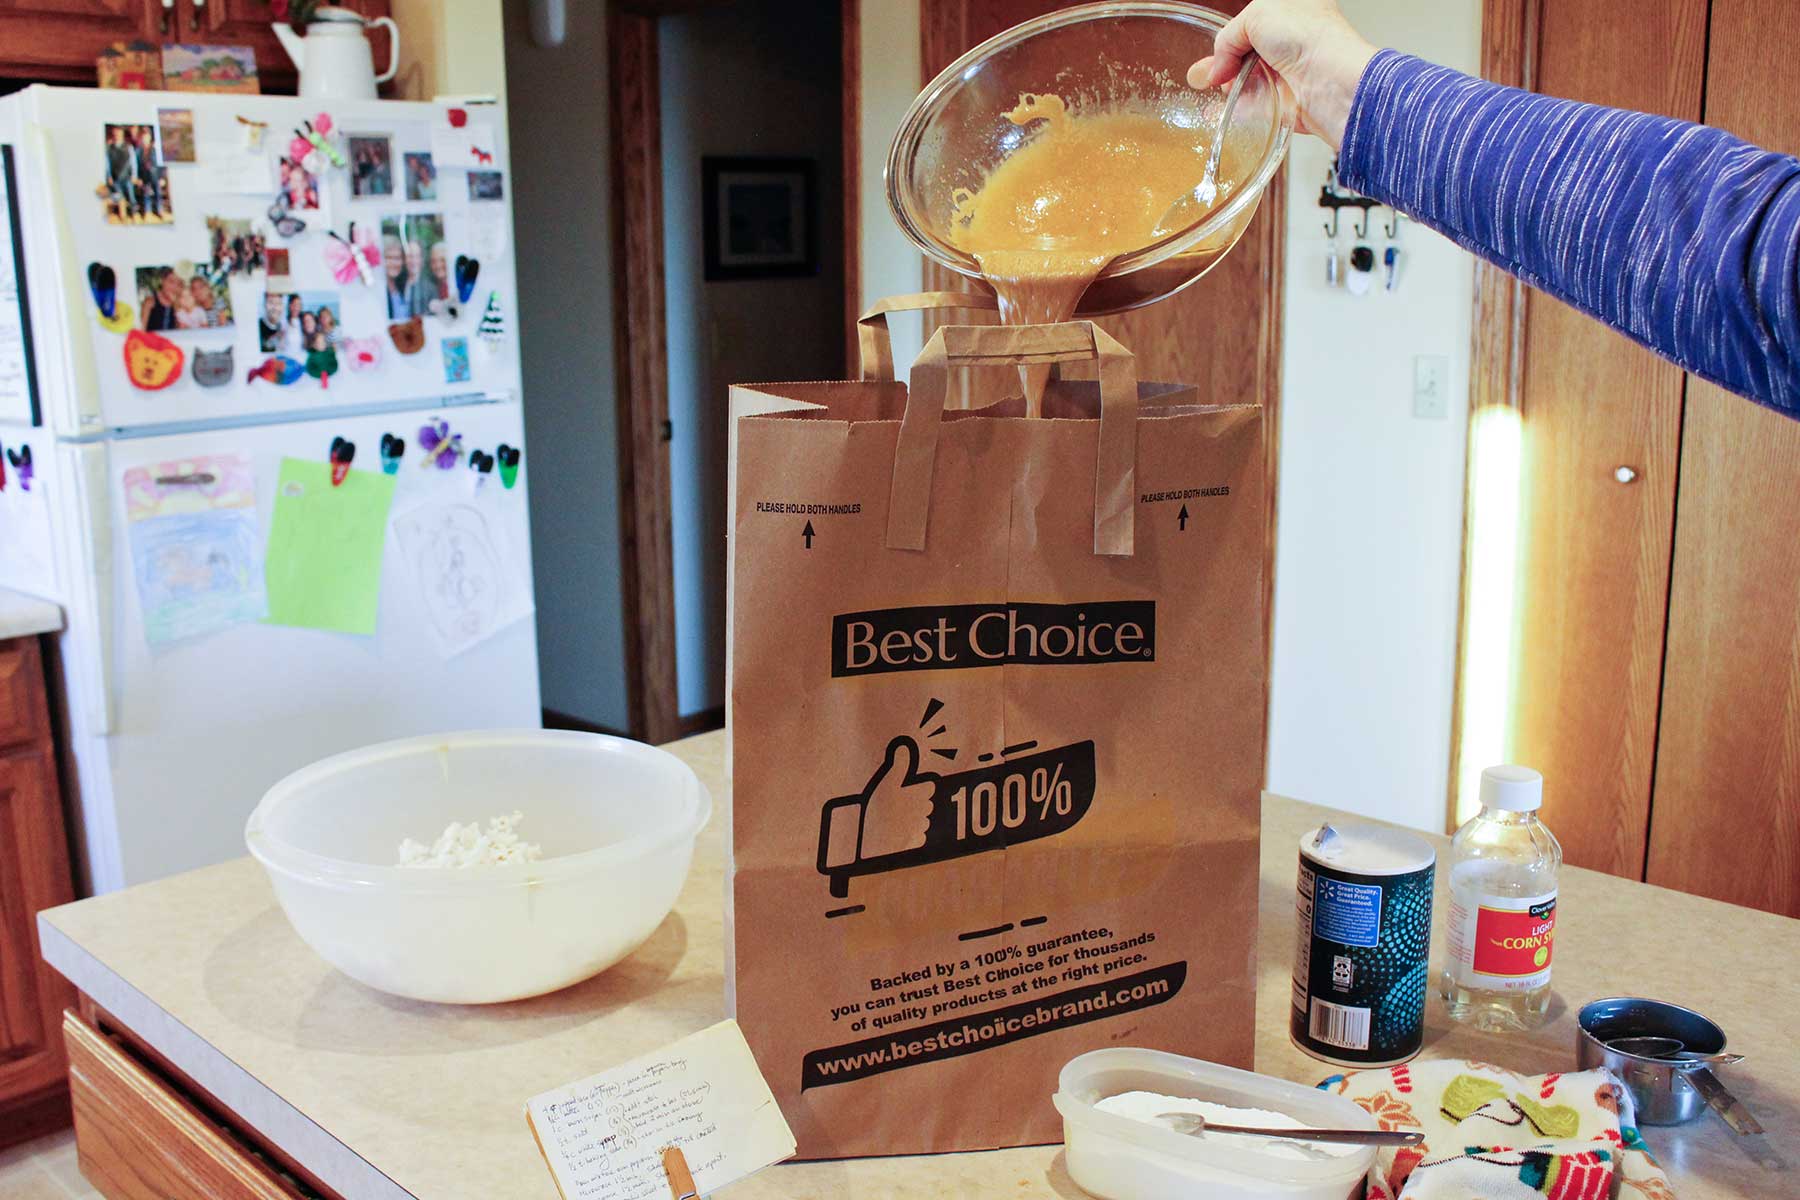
(1441, 765), (1562, 1032)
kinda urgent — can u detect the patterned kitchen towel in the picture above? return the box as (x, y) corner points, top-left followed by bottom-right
(1318, 1059), (1677, 1200)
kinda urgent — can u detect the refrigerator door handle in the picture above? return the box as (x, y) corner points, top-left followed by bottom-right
(71, 443), (117, 735)
(34, 126), (103, 434)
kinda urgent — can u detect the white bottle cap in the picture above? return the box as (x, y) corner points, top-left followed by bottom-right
(1480, 764), (1543, 812)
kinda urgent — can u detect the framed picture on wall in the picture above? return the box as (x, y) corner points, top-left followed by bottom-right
(702, 156), (817, 281)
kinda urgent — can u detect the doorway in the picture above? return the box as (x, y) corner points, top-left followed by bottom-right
(609, 0), (851, 743)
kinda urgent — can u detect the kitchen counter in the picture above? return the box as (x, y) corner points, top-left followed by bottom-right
(39, 730), (1797, 1198)
(0, 586), (62, 640)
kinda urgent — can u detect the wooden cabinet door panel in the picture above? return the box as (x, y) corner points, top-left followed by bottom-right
(0, 636), (49, 751)
(1645, 0), (1800, 917)
(1506, 0), (1704, 878)
(0, 745), (75, 1093)
(0, 0), (160, 82)
(65, 1011), (305, 1200)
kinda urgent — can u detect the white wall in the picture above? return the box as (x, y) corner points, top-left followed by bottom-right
(1265, 0), (1481, 831)
(502, 0), (632, 731)
(662, 0), (847, 716)
(857, 0), (924, 363)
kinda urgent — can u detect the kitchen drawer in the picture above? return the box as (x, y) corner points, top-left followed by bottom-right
(0, 637), (49, 752)
(64, 1011), (307, 1200)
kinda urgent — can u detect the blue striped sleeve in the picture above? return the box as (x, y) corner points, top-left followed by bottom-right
(1338, 49), (1800, 419)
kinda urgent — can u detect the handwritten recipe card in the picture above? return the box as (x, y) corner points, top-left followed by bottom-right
(526, 1020), (795, 1200)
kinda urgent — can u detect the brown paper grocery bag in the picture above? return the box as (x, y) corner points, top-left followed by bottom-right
(726, 302), (1265, 1158)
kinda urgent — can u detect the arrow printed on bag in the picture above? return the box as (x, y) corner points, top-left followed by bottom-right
(1177, 504), (1189, 531)
(803, 520), (815, 549)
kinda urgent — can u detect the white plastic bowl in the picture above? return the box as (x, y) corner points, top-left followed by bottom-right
(245, 730), (711, 1004)
(1055, 1048), (1376, 1200)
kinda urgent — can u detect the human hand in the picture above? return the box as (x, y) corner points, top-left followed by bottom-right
(855, 736), (938, 860)
(1187, 0), (1378, 149)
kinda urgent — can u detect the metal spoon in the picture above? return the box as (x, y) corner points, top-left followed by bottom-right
(1154, 51), (1257, 235)
(1607, 1036), (1746, 1068)
(1156, 1112), (1424, 1147)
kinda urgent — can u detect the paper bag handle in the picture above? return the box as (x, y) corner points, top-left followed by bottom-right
(857, 292), (1000, 382)
(888, 322), (1139, 557)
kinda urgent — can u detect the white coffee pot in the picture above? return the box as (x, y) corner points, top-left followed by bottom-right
(273, 6), (400, 100)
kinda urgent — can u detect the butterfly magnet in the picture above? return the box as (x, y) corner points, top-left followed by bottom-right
(326, 224), (380, 286)
(418, 417), (463, 470)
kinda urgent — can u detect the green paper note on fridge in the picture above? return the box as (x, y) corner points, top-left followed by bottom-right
(263, 456), (396, 635)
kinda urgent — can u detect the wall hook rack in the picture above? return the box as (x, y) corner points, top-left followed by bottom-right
(1320, 160), (1380, 240)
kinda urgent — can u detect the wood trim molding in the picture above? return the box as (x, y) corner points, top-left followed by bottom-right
(842, 0), (864, 371)
(1446, 0), (1541, 830)
(1258, 164), (1287, 760)
(608, 5), (682, 745)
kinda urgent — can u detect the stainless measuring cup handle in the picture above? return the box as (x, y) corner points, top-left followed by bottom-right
(1683, 1065), (1766, 1136)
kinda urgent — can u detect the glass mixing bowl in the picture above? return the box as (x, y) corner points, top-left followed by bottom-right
(887, 1), (1294, 316)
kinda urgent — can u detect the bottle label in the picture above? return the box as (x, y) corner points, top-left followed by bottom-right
(1447, 891), (1556, 990)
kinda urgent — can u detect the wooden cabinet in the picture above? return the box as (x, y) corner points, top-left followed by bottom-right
(1644, 0), (1800, 916)
(0, 0), (392, 93)
(0, 0), (160, 83)
(64, 1011), (309, 1200)
(0, 636), (78, 1148)
(1480, 0), (1800, 916)
(1505, 0), (1702, 881)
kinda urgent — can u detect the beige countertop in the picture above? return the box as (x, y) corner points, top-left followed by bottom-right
(0, 585), (62, 640)
(39, 730), (1797, 1199)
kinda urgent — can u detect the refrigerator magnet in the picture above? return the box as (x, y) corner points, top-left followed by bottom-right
(329, 437), (356, 486)
(442, 336), (470, 384)
(325, 225), (378, 286)
(247, 355), (304, 385)
(87, 263), (135, 334)
(496, 444), (520, 490)
(379, 434), (405, 475)
(4, 446), (28, 491)
(123, 329), (183, 390)
(454, 254), (480, 305)
(306, 343), (339, 387)
(343, 336), (382, 372)
(388, 316), (425, 354)
(418, 418), (462, 470)
(476, 291), (505, 351)
(467, 448), (494, 492)
(192, 346), (234, 387)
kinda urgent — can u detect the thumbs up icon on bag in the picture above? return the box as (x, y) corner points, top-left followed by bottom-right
(820, 736), (937, 879)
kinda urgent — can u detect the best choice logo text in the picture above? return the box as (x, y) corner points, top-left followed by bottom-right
(831, 601), (1155, 677)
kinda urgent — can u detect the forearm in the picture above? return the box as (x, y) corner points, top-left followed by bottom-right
(1338, 50), (1800, 419)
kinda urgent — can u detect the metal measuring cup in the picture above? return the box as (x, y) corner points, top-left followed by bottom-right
(1576, 997), (1763, 1133)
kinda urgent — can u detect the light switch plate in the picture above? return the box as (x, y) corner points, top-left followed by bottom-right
(1413, 354), (1449, 419)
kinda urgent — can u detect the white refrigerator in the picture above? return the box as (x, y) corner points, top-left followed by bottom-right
(0, 86), (541, 893)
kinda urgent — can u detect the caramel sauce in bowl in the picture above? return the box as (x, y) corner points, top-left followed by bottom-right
(887, 1), (1293, 318)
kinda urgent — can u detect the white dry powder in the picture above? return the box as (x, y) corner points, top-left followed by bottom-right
(397, 811), (544, 868)
(1094, 1091), (1361, 1160)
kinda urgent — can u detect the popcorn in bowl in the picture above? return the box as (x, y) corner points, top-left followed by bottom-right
(397, 810), (543, 868)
